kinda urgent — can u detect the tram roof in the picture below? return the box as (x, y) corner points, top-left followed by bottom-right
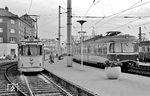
(85, 34), (136, 42)
(19, 37), (42, 45)
(20, 36), (41, 42)
(76, 33), (137, 45)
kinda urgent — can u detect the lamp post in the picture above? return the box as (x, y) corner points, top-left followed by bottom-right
(77, 20), (87, 70)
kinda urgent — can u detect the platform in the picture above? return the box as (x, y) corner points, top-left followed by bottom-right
(44, 57), (150, 96)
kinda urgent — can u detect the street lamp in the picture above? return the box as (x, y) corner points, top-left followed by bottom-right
(77, 20), (87, 70)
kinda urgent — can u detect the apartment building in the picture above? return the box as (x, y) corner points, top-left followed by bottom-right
(0, 6), (35, 57)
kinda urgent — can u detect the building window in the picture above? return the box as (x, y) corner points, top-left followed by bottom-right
(10, 37), (16, 43)
(11, 19), (15, 24)
(0, 18), (3, 22)
(0, 37), (3, 43)
(19, 21), (22, 26)
(10, 29), (15, 33)
(0, 28), (3, 33)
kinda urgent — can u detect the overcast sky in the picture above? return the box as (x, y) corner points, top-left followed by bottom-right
(1, 0), (150, 42)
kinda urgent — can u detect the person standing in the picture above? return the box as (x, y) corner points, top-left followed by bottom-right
(49, 52), (54, 64)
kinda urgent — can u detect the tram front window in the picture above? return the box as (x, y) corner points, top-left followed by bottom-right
(22, 45), (42, 56)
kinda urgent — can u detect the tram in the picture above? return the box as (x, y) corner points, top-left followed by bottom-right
(73, 31), (139, 68)
(138, 41), (150, 62)
(18, 36), (44, 72)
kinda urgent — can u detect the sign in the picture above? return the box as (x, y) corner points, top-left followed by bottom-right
(7, 83), (18, 92)
(25, 42), (42, 45)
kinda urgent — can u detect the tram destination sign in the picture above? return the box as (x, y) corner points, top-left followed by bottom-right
(25, 42), (42, 45)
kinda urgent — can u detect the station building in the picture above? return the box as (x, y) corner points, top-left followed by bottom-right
(0, 6), (35, 57)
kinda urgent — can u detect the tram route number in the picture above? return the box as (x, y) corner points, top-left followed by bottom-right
(7, 83), (19, 92)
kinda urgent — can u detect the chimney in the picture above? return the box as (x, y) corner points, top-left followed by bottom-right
(5, 6), (9, 11)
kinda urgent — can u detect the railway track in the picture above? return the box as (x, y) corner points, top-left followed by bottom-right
(4, 61), (73, 96)
(0, 61), (20, 96)
(22, 72), (72, 96)
(5, 62), (73, 96)
(5, 63), (30, 96)
(73, 59), (150, 77)
(126, 65), (150, 77)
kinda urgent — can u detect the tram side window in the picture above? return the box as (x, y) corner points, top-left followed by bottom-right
(146, 46), (150, 52)
(142, 46), (145, 52)
(109, 43), (115, 53)
(133, 43), (138, 52)
(103, 47), (107, 54)
(94, 47), (97, 55)
(87, 46), (90, 54)
(98, 48), (102, 55)
(139, 47), (142, 52)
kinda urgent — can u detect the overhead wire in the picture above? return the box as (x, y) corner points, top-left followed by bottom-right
(83, 0), (102, 17)
(114, 16), (150, 30)
(83, 3), (94, 18)
(62, 0), (66, 8)
(114, 18), (140, 29)
(73, 0), (95, 34)
(85, 0), (149, 31)
(74, 0), (103, 34)
(93, 0), (101, 5)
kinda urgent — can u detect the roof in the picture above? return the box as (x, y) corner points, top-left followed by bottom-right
(0, 8), (18, 18)
(75, 32), (137, 46)
(20, 14), (36, 22)
(19, 14), (35, 27)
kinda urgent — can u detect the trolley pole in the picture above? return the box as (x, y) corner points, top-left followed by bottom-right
(77, 20), (86, 70)
(67, 0), (72, 67)
(35, 17), (38, 38)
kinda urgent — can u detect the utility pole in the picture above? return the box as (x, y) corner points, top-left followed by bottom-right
(67, 0), (72, 67)
(139, 27), (142, 42)
(58, 6), (61, 60)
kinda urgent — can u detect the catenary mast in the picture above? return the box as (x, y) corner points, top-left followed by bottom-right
(67, 0), (72, 67)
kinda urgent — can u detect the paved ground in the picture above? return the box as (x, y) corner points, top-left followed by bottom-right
(44, 57), (150, 96)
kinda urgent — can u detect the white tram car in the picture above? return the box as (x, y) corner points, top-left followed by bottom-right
(18, 36), (44, 72)
(73, 31), (139, 68)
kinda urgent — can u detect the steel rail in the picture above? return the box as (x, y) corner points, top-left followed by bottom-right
(22, 75), (34, 96)
(4, 62), (27, 96)
(40, 72), (73, 96)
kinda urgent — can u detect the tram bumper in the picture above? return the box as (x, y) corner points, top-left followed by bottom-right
(19, 67), (43, 72)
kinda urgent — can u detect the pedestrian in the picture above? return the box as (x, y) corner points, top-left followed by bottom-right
(49, 52), (54, 64)
(14, 54), (16, 58)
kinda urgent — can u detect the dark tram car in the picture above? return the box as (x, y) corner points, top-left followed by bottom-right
(138, 41), (150, 62)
